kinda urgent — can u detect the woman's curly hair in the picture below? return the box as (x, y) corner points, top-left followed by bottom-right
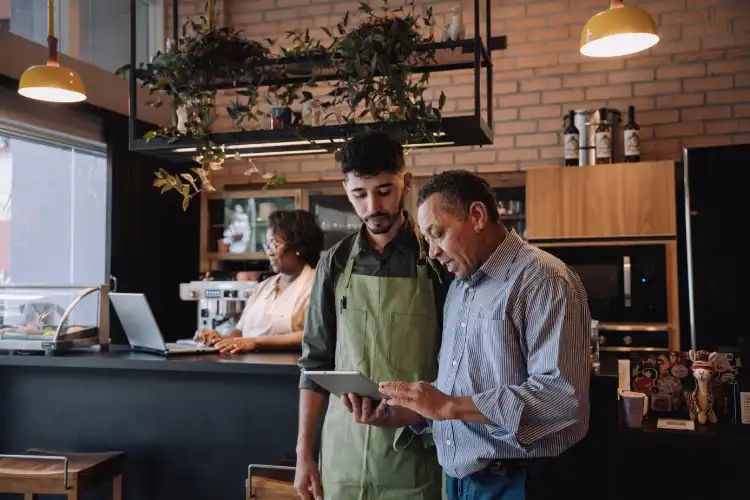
(268, 210), (325, 268)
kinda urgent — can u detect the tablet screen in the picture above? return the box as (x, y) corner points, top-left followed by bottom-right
(304, 370), (387, 400)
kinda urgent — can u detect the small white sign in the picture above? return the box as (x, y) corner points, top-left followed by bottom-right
(741, 392), (750, 425)
(657, 418), (695, 431)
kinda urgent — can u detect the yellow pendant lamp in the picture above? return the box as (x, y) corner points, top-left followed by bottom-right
(581, 0), (659, 58)
(18, 0), (86, 103)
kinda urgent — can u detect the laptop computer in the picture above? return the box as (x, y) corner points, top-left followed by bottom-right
(110, 292), (218, 356)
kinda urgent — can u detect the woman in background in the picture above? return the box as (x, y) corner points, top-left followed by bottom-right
(197, 209), (324, 353)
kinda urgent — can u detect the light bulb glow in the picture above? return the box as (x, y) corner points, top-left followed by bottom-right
(18, 86), (86, 103)
(580, 32), (659, 57)
(18, 64), (87, 103)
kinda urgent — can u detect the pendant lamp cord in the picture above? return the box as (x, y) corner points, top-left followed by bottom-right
(47, 0), (59, 66)
(207, 0), (213, 28)
(610, 0), (625, 8)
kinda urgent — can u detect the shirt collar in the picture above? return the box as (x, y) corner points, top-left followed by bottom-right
(259, 265), (312, 299)
(466, 229), (524, 284)
(353, 212), (419, 255)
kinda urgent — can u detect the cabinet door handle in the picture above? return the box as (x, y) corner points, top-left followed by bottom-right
(623, 256), (631, 308)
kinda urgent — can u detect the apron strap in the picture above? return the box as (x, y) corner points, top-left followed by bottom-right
(339, 232), (359, 313)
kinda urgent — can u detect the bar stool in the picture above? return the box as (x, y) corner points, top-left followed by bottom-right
(0, 449), (125, 499)
(246, 464), (296, 500)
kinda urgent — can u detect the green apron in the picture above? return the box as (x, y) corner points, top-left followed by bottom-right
(320, 228), (443, 500)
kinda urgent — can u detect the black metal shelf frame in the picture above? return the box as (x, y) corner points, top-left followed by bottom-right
(127, 0), (505, 162)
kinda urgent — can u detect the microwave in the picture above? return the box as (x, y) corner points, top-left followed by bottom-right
(539, 243), (668, 324)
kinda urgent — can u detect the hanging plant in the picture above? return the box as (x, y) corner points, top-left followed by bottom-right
(321, 0), (446, 143)
(115, 15), (281, 210)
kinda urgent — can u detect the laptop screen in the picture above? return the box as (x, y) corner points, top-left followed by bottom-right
(110, 293), (168, 352)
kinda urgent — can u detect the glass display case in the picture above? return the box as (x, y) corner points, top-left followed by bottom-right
(494, 185), (526, 240)
(204, 189), (304, 262)
(309, 194), (360, 250)
(0, 284), (109, 354)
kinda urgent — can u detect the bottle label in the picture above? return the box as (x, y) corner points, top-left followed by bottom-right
(624, 129), (641, 157)
(595, 131), (612, 158)
(564, 133), (579, 159)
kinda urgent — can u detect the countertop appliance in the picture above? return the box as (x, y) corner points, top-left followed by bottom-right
(679, 143), (750, 353)
(179, 280), (258, 333)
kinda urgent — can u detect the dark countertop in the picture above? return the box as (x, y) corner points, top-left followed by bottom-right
(0, 344), (300, 375)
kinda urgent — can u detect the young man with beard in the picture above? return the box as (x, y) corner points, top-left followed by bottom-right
(295, 131), (450, 500)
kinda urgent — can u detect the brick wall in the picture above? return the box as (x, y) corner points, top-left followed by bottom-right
(169, 0), (750, 183)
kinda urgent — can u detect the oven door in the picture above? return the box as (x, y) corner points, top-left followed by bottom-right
(539, 244), (668, 323)
(596, 323), (670, 353)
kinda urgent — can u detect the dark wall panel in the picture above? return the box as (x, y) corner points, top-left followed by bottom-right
(105, 113), (200, 344)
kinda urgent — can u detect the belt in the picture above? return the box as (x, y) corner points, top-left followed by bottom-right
(480, 458), (551, 477)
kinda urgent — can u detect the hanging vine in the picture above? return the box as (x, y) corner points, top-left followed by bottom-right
(117, 0), (448, 210)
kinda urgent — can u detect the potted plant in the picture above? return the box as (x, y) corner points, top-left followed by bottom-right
(320, 0), (446, 142)
(115, 15), (280, 209)
(281, 28), (327, 78)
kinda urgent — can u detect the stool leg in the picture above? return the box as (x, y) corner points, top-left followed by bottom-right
(24, 495), (35, 500)
(113, 473), (123, 500)
(67, 490), (80, 500)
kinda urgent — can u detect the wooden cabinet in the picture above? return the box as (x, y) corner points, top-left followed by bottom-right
(526, 161), (676, 241)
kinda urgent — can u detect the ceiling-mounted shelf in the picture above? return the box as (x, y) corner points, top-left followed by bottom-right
(136, 37), (506, 90)
(128, 0), (505, 161)
(131, 115), (493, 162)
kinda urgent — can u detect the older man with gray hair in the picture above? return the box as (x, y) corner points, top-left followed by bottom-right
(342, 170), (591, 500)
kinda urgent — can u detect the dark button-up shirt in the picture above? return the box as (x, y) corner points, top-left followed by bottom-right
(298, 214), (451, 392)
(431, 230), (591, 478)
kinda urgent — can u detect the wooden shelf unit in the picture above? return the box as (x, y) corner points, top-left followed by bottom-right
(526, 161), (677, 241)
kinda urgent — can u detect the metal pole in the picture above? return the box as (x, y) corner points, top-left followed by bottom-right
(473, 0), (480, 120)
(128, 0), (136, 150)
(682, 149), (698, 351)
(173, 0), (179, 42)
(485, 0), (493, 130)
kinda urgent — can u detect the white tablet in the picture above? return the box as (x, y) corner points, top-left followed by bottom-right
(304, 370), (388, 401)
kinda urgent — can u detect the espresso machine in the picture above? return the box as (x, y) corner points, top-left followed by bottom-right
(179, 280), (258, 334)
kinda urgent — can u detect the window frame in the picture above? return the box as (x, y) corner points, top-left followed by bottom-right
(0, 121), (112, 283)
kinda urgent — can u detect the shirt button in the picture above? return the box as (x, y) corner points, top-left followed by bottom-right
(445, 439), (452, 446)
(461, 322), (466, 328)
(452, 360), (457, 366)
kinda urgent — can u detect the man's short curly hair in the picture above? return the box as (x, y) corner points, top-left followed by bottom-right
(417, 170), (500, 224)
(268, 210), (325, 268)
(338, 130), (405, 178)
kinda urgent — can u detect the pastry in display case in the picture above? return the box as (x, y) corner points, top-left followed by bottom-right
(0, 284), (109, 354)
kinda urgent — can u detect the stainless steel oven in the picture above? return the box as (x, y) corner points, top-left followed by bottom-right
(539, 243), (668, 324)
(596, 323), (670, 354)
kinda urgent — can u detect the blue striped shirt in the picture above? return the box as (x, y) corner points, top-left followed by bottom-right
(431, 230), (591, 479)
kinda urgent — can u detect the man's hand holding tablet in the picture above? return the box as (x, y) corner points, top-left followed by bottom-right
(303, 370), (392, 426)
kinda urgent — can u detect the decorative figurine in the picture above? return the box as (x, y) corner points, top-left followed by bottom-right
(222, 204), (252, 254)
(441, 5), (465, 42)
(686, 350), (718, 425)
(176, 106), (189, 134)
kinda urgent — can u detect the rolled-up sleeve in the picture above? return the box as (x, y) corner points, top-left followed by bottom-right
(297, 253), (338, 393)
(471, 277), (590, 453)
